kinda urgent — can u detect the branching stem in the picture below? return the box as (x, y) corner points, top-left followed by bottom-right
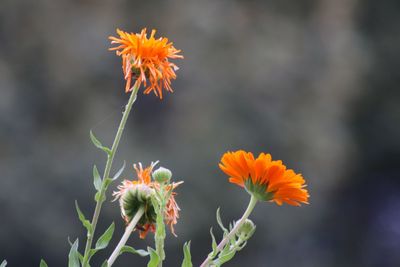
(82, 85), (140, 267)
(199, 195), (258, 267)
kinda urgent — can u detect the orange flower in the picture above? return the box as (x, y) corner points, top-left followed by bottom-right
(219, 150), (309, 206)
(113, 162), (182, 239)
(109, 28), (183, 99)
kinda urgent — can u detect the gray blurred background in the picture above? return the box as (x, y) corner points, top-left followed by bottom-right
(1, 0), (399, 266)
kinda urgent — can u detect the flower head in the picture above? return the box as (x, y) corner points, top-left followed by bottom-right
(113, 162), (182, 238)
(109, 28), (183, 99)
(219, 150), (309, 206)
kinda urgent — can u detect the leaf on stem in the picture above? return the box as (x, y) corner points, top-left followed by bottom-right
(147, 247), (160, 267)
(216, 208), (228, 235)
(209, 228), (218, 258)
(93, 165), (102, 191)
(213, 250), (236, 267)
(112, 161), (126, 181)
(119, 246), (150, 257)
(181, 241), (193, 267)
(39, 259), (48, 267)
(95, 222), (115, 250)
(90, 130), (112, 156)
(68, 239), (80, 267)
(75, 201), (92, 234)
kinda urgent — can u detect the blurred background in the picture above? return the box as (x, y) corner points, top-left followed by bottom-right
(0, 0), (399, 266)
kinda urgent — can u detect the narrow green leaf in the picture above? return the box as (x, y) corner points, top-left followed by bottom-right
(90, 130), (112, 155)
(1, 260), (7, 267)
(216, 208), (228, 234)
(75, 201), (92, 234)
(100, 260), (108, 267)
(147, 247), (160, 267)
(112, 161), (126, 180)
(68, 239), (80, 267)
(181, 241), (193, 267)
(93, 165), (102, 191)
(119, 246), (150, 257)
(39, 259), (48, 267)
(95, 222), (115, 250)
(209, 228), (218, 257)
(214, 250), (236, 266)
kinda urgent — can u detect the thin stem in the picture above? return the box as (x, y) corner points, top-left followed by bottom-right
(199, 195), (258, 267)
(107, 206), (145, 267)
(155, 185), (166, 267)
(82, 85), (140, 267)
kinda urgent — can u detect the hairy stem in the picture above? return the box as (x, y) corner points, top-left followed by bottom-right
(107, 206), (145, 266)
(199, 195), (258, 267)
(82, 85), (140, 267)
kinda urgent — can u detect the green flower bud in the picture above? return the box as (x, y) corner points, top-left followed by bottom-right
(152, 166), (172, 183)
(236, 219), (256, 240)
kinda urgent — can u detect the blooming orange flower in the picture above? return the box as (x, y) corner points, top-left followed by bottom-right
(219, 150), (309, 206)
(109, 28), (183, 99)
(113, 162), (182, 238)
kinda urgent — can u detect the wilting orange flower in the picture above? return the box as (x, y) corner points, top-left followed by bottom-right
(219, 150), (309, 206)
(109, 28), (183, 99)
(113, 162), (182, 238)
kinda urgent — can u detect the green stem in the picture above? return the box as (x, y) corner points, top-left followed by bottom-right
(155, 185), (166, 267)
(82, 85), (140, 267)
(199, 195), (258, 267)
(107, 206), (145, 267)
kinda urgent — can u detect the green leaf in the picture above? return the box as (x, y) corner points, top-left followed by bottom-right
(119, 246), (150, 257)
(209, 228), (218, 258)
(216, 208), (228, 234)
(100, 260), (108, 267)
(1, 260), (7, 267)
(75, 201), (92, 234)
(68, 239), (80, 267)
(181, 241), (193, 267)
(39, 259), (48, 267)
(213, 250), (236, 266)
(221, 242), (230, 254)
(112, 161), (126, 180)
(93, 165), (102, 191)
(95, 222), (115, 250)
(147, 247), (160, 267)
(90, 130), (112, 155)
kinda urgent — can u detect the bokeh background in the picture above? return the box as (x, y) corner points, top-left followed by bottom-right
(1, 0), (399, 266)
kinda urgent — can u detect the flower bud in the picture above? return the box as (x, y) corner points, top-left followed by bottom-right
(152, 167), (172, 183)
(236, 219), (256, 240)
